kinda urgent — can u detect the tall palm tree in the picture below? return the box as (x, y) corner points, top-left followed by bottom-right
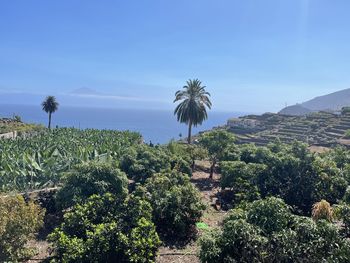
(42, 96), (59, 129)
(174, 79), (212, 144)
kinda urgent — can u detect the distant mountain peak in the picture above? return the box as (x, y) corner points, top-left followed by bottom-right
(70, 87), (101, 96)
(279, 88), (350, 116)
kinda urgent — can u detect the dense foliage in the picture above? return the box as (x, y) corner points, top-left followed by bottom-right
(0, 196), (44, 262)
(120, 144), (192, 182)
(56, 162), (129, 209)
(142, 171), (205, 238)
(49, 193), (160, 263)
(199, 197), (350, 263)
(0, 128), (141, 191)
(4, 125), (350, 262)
(220, 140), (348, 214)
(48, 150), (202, 261)
(199, 130), (235, 177)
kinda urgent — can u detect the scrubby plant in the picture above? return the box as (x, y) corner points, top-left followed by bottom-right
(199, 197), (350, 263)
(342, 187), (350, 203)
(55, 162), (128, 209)
(334, 203), (350, 236)
(220, 161), (264, 204)
(143, 171), (205, 239)
(345, 130), (350, 139)
(218, 141), (349, 215)
(312, 199), (333, 222)
(49, 193), (160, 263)
(199, 220), (268, 263)
(120, 145), (173, 182)
(0, 196), (44, 262)
(246, 197), (291, 235)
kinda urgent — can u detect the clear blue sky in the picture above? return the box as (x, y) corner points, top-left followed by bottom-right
(1, 0), (350, 112)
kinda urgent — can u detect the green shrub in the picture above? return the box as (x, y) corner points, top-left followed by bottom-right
(227, 142), (348, 215)
(199, 197), (350, 263)
(312, 158), (348, 204)
(220, 161), (264, 204)
(49, 193), (160, 263)
(199, 130), (235, 178)
(246, 197), (291, 235)
(170, 156), (192, 176)
(120, 146), (173, 182)
(0, 196), (44, 262)
(334, 203), (350, 237)
(269, 217), (344, 262)
(345, 130), (350, 139)
(342, 187), (350, 204)
(199, 219), (267, 263)
(56, 162), (128, 209)
(143, 171), (205, 239)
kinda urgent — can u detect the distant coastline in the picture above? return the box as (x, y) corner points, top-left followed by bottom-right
(0, 104), (247, 144)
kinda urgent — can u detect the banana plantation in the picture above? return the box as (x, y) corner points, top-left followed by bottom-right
(0, 128), (141, 192)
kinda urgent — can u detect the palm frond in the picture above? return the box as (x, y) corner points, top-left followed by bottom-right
(173, 79), (211, 126)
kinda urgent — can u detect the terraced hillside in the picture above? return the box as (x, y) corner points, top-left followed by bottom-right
(227, 111), (350, 147)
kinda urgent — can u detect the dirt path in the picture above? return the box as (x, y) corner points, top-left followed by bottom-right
(156, 161), (226, 263)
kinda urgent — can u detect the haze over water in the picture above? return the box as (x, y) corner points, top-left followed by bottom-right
(0, 104), (243, 144)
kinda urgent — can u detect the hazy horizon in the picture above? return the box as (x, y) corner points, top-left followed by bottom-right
(1, 1), (350, 112)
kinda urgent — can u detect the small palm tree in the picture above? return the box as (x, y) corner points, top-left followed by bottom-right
(42, 96), (59, 129)
(174, 79), (212, 144)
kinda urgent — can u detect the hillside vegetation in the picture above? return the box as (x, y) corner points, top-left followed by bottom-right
(229, 110), (350, 148)
(279, 87), (350, 115)
(0, 117), (43, 135)
(1, 127), (350, 262)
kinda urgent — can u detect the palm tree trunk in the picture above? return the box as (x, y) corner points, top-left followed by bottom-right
(48, 112), (52, 129)
(187, 120), (192, 144)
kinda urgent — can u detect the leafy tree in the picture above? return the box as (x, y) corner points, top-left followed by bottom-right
(199, 130), (235, 178)
(246, 197), (291, 235)
(187, 144), (208, 171)
(199, 197), (350, 263)
(174, 79), (211, 144)
(120, 145), (172, 183)
(143, 171), (205, 239)
(56, 162), (128, 209)
(312, 157), (347, 205)
(120, 145), (192, 182)
(42, 95), (59, 129)
(199, 219), (267, 263)
(220, 161), (264, 204)
(216, 141), (350, 214)
(166, 141), (206, 172)
(49, 193), (160, 263)
(0, 196), (44, 262)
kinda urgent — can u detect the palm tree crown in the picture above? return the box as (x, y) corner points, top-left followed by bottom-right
(174, 79), (211, 143)
(42, 96), (59, 129)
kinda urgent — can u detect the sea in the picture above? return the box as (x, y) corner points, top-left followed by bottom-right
(0, 104), (246, 144)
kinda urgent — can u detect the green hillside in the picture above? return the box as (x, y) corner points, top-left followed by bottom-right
(227, 110), (350, 148)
